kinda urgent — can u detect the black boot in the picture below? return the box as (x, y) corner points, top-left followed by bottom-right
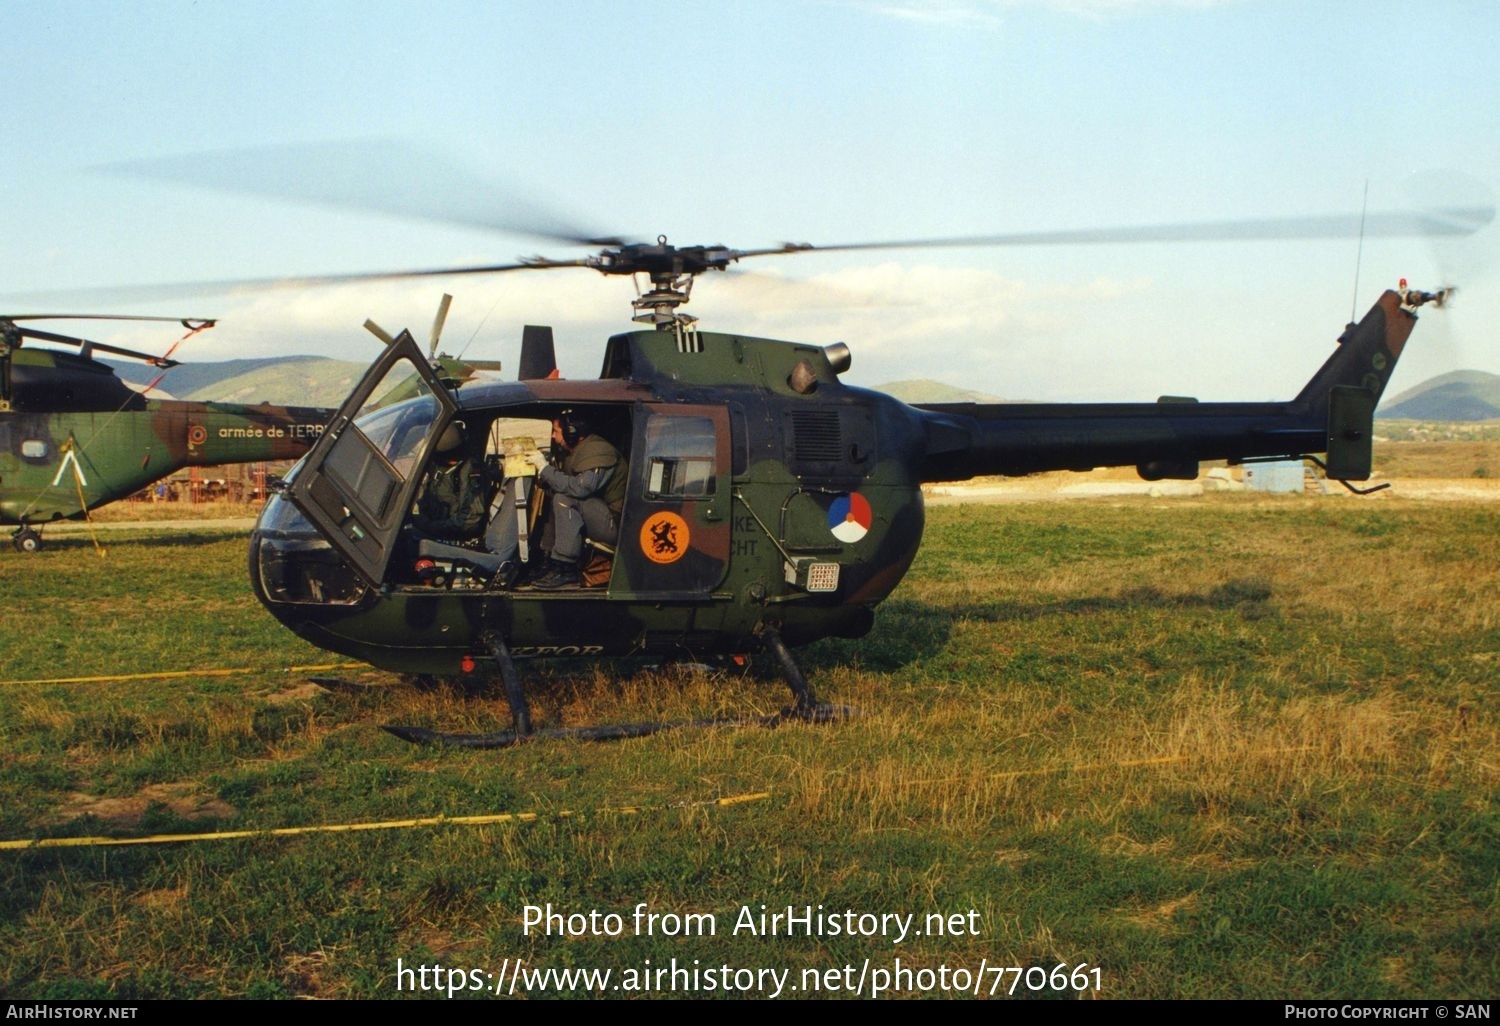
(488, 560), (520, 589)
(530, 559), (581, 590)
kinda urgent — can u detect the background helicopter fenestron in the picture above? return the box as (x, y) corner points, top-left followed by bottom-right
(194, 185), (1487, 746)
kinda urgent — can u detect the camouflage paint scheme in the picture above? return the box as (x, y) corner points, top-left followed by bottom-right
(250, 291), (1418, 675)
(0, 345), (330, 526)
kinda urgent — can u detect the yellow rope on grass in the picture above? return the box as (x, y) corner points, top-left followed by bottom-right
(66, 440), (106, 558)
(0, 793), (774, 850)
(0, 747), (1323, 851)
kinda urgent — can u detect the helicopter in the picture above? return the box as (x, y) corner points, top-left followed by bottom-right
(236, 215), (1481, 746)
(0, 314), (337, 552)
(0, 301), (508, 552)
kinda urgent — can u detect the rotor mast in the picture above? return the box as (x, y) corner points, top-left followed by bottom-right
(630, 239), (699, 329)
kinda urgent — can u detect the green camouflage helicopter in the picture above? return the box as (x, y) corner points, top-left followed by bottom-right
(0, 301), (507, 552)
(239, 214), (1484, 747)
(0, 315), (333, 551)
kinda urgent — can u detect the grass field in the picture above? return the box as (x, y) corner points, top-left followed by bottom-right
(0, 494), (1494, 999)
(1370, 439), (1500, 479)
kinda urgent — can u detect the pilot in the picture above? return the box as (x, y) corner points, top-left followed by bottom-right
(486, 410), (626, 589)
(410, 420), (490, 541)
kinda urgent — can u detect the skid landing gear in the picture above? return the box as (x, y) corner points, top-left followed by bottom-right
(12, 526), (42, 553)
(485, 629), (533, 738)
(757, 626), (851, 722)
(382, 628), (854, 749)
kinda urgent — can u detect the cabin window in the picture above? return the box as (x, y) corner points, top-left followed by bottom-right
(320, 370), (440, 525)
(21, 439), (49, 461)
(351, 370), (441, 479)
(643, 415), (715, 499)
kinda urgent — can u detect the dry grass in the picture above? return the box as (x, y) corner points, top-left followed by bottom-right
(1373, 440), (1500, 479)
(90, 500), (266, 523)
(1, 496), (1495, 999)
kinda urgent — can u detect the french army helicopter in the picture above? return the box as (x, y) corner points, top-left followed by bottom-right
(238, 208), (1486, 746)
(0, 307), (507, 552)
(0, 314), (334, 551)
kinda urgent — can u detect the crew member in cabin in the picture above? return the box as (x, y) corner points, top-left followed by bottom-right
(486, 409), (627, 589)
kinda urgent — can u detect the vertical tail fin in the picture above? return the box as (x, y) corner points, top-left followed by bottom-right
(1296, 290), (1417, 409)
(1297, 288), (1429, 480)
(518, 325), (558, 380)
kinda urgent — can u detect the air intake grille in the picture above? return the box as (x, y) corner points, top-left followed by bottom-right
(791, 410), (843, 462)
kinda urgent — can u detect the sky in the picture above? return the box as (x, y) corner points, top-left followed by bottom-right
(2, 0), (1496, 402)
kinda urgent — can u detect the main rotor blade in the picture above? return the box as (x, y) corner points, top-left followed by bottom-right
(1401, 170), (1498, 285)
(364, 319), (396, 346)
(16, 326), (179, 366)
(429, 293), (453, 358)
(745, 207), (1496, 259)
(6, 260), (582, 306)
(101, 140), (632, 247)
(2, 314), (214, 324)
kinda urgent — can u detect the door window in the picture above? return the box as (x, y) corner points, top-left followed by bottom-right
(643, 415), (716, 499)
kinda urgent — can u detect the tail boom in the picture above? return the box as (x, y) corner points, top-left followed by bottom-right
(914, 290), (1419, 484)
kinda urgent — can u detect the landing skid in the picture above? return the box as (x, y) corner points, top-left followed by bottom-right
(380, 626), (852, 747)
(758, 626), (818, 714)
(384, 704), (853, 749)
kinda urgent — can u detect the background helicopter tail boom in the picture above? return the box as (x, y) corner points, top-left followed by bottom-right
(168, 402), (331, 466)
(0, 401), (331, 528)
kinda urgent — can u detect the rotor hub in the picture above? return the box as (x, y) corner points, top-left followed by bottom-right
(587, 237), (726, 329)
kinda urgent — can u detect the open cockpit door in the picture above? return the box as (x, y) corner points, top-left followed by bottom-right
(287, 332), (457, 588)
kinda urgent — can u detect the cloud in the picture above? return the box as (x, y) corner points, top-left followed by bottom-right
(66, 259), (1159, 397)
(671, 263), (1160, 399)
(74, 255), (1482, 405)
(855, 0), (1005, 27)
(852, 0), (1229, 26)
(700, 262), (1142, 341)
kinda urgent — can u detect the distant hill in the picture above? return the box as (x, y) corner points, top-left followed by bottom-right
(876, 379), (1010, 404)
(109, 356), (368, 408)
(188, 359), (368, 408)
(1378, 370), (1500, 421)
(108, 363), (1009, 409)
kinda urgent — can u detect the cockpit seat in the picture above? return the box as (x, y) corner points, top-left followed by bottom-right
(414, 537), (509, 580)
